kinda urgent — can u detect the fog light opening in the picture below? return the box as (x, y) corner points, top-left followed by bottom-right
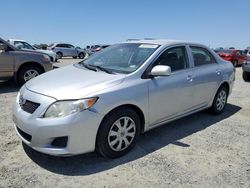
(51, 136), (68, 148)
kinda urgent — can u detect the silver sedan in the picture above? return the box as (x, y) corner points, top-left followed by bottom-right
(12, 40), (235, 158)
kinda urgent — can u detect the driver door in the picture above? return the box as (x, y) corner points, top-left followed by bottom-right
(147, 46), (195, 126)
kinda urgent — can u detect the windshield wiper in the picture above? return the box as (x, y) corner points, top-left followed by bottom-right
(82, 63), (97, 72)
(80, 62), (113, 74)
(95, 65), (114, 74)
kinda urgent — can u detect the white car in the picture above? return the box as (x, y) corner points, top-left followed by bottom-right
(8, 39), (57, 62)
(13, 39), (235, 158)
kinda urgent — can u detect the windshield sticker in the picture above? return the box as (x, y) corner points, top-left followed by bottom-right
(139, 44), (158, 49)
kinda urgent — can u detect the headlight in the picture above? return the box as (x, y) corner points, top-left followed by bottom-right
(44, 97), (98, 118)
(42, 54), (51, 62)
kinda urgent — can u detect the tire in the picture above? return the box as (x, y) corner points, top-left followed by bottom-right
(232, 60), (238, 67)
(56, 52), (63, 59)
(18, 65), (43, 85)
(209, 86), (228, 115)
(78, 53), (85, 59)
(243, 71), (250, 81)
(96, 107), (141, 158)
(73, 56), (77, 59)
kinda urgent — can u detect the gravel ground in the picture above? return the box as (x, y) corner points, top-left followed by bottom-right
(0, 59), (249, 188)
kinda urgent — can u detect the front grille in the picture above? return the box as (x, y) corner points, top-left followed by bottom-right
(19, 96), (40, 114)
(16, 126), (32, 142)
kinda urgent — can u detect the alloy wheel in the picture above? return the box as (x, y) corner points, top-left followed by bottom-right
(24, 69), (39, 82)
(216, 90), (227, 111)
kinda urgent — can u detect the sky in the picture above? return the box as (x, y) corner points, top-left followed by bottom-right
(1, 0), (250, 49)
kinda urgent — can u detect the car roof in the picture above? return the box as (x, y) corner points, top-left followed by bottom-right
(8, 39), (26, 42)
(124, 39), (205, 47)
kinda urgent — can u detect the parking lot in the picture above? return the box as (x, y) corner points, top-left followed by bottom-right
(0, 58), (249, 188)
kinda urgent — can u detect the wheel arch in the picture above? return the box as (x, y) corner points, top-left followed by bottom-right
(218, 81), (230, 94)
(95, 104), (146, 146)
(15, 62), (45, 81)
(208, 81), (230, 108)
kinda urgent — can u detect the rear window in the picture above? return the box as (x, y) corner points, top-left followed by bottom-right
(191, 46), (216, 66)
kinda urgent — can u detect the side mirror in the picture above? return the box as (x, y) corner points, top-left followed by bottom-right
(0, 43), (8, 51)
(150, 65), (171, 77)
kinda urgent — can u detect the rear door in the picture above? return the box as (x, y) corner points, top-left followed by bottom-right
(0, 41), (14, 79)
(188, 46), (222, 107)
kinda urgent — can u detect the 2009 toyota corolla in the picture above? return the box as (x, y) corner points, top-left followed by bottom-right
(13, 40), (235, 158)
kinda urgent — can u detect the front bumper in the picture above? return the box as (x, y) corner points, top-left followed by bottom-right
(42, 62), (53, 72)
(12, 86), (104, 156)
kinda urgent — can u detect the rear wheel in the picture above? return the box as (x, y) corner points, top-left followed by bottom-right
(243, 71), (250, 81)
(78, 52), (85, 59)
(209, 86), (228, 115)
(18, 65), (43, 85)
(96, 107), (141, 158)
(73, 56), (77, 59)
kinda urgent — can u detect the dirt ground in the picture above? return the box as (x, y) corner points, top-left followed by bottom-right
(0, 59), (249, 188)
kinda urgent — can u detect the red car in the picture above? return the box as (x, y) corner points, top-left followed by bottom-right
(215, 49), (247, 67)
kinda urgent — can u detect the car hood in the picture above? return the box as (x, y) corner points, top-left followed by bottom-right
(36, 49), (55, 56)
(25, 64), (126, 100)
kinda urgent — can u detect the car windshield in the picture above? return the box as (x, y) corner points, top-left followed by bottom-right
(80, 43), (159, 74)
(14, 41), (35, 50)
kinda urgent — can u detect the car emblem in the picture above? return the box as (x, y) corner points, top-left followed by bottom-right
(19, 95), (26, 106)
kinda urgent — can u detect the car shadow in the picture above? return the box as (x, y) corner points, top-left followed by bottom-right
(23, 103), (241, 176)
(0, 80), (19, 94)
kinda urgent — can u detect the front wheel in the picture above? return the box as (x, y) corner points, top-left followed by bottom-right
(209, 87), (228, 115)
(96, 107), (141, 158)
(18, 65), (43, 85)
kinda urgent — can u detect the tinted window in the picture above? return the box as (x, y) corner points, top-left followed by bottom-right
(68, 44), (75, 48)
(56, 44), (65, 48)
(191, 47), (215, 66)
(236, 51), (240, 56)
(56, 44), (69, 48)
(153, 46), (188, 71)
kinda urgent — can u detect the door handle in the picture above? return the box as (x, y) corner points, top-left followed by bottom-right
(187, 75), (193, 82)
